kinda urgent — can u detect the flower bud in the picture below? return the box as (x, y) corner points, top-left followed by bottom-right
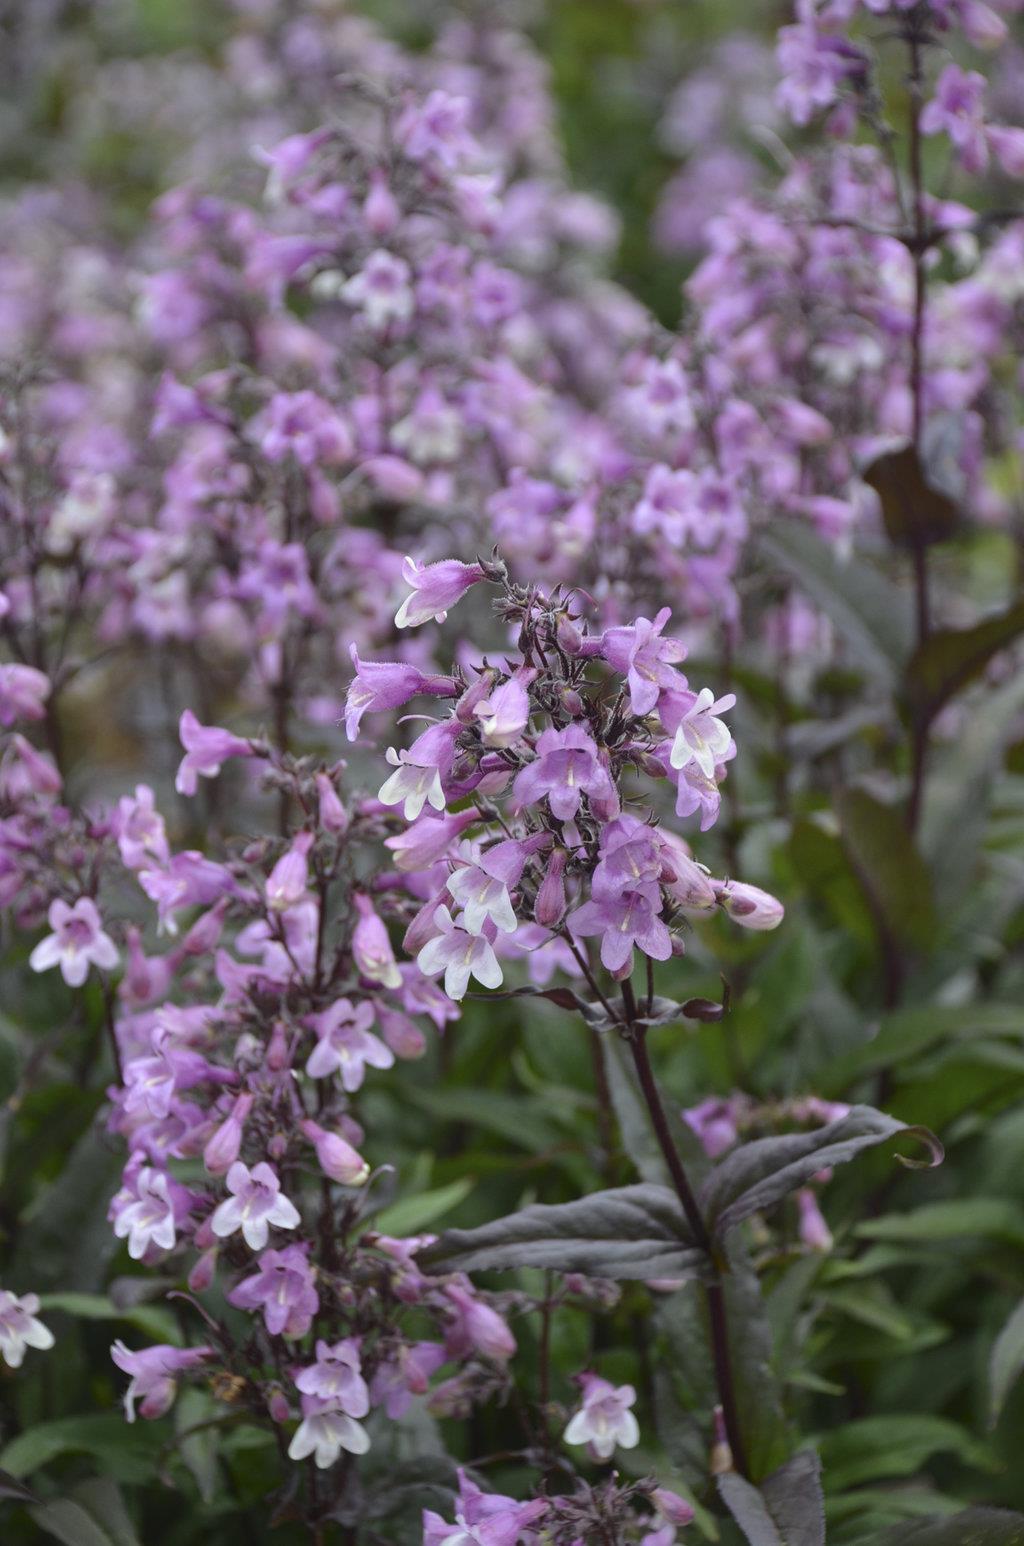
(555, 613), (583, 655)
(181, 899), (228, 956)
(797, 1188), (833, 1252)
(316, 773), (348, 834)
(376, 1005), (427, 1059)
(188, 1248), (217, 1292)
(301, 1119), (370, 1185)
(203, 1094), (253, 1175)
(267, 1388), (291, 1425)
(716, 880), (784, 931)
(266, 831), (313, 912)
(364, 170), (400, 234)
(534, 848), (567, 928)
(266, 1021), (290, 1072)
(652, 1488), (695, 1528)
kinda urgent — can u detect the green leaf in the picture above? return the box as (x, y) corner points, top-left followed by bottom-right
(718, 1450), (825, 1546)
(421, 1183), (705, 1280)
(988, 1298), (1024, 1426)
(837, 787), (936, 951)
(920, 671), (1024, 910)
(903, 601), (1024, 731)
(700, 1106), (942, 1238)
(819, 1004), (1024, 1094)
(371, 1178), (475, 1237)
(856, 1199), (1024, 1249)
(870, 1507), (1024, 1545)
(817, 1415), (994, 1491)
(0, 1415), (161, 1484)
(38, 1291), (181, 1345)
(760, 524), (911, 684)
(861, 442), (959, 550)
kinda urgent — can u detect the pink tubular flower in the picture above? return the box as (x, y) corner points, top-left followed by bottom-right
(563, 1373), (640, 1460)
(683, 1096), (740, 1158)
(384, 808), (478, 871)
(345, 644), (456, 741)
(716, 879), (785, 930)
(351, 892), (402, 989)
(921, 64), (989, 172)
(370, 1340), (446, 1418)
(473, 670), (534, 748)
(210, 1161), (300, 1251)
(394, 556), (485, 629)
(443, 1282), (516, 1362)
(110, 1341), (211, 1422)
(174, 710), (253, 796)
(116, 785), (170, 871)
(0, 663), (50, 726)
(416, 905), (503, 1000)
(295, 1338), (369, 1416)
(228, 1244), (319, 1338)
(569, 884), (672, 977)
(798, 1188), (833, 1253)
(266, 832), (313, 912)
(0, 1290), (54, 1368)
(29, 897), (119, 987)
(304, 999), (393, 1089)
(203, 1093), (254, 1175)
(601, 608), (688, 716)
(422, 1470), (547, 1546)
(301, 1120), (370, 1185)
(510, 724), (617, 822)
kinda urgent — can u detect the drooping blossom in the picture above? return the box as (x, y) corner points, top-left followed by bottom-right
(394, 556), (485, 629)
(110, 1341), (212, 1422)
(174, 710), (254, 796)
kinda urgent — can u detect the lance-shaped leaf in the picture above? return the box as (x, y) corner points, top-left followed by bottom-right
(862, 441), (959, 550)
(700, 1106), (942, 1239)
(419, 1184), (706, 1281)
(871, 1509), (1024, 1546)
(988, 1297), (1024, 1427)
(903, 600), (1024, 734)
(718, 1450), (825, 1546)
(837, 787), (936, 952)
(760, 524), (912, 686)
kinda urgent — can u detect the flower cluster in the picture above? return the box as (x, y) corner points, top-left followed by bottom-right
(353, 554), (781, 1015)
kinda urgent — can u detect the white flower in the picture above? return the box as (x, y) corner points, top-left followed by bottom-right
(377, 746), (446, 821)
(341, 250), (413, 330)
(563, 1374), (640, 1461)
(668, 688), (735, 779)
(211, 1161), (300, 1252)
(287, 1401), (371, 1467)
(112, 1166), (177, 1260)
(446, 864), (517, 935)
(416, 905), (503, 1000)
(0, 1290), (54, 1368)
